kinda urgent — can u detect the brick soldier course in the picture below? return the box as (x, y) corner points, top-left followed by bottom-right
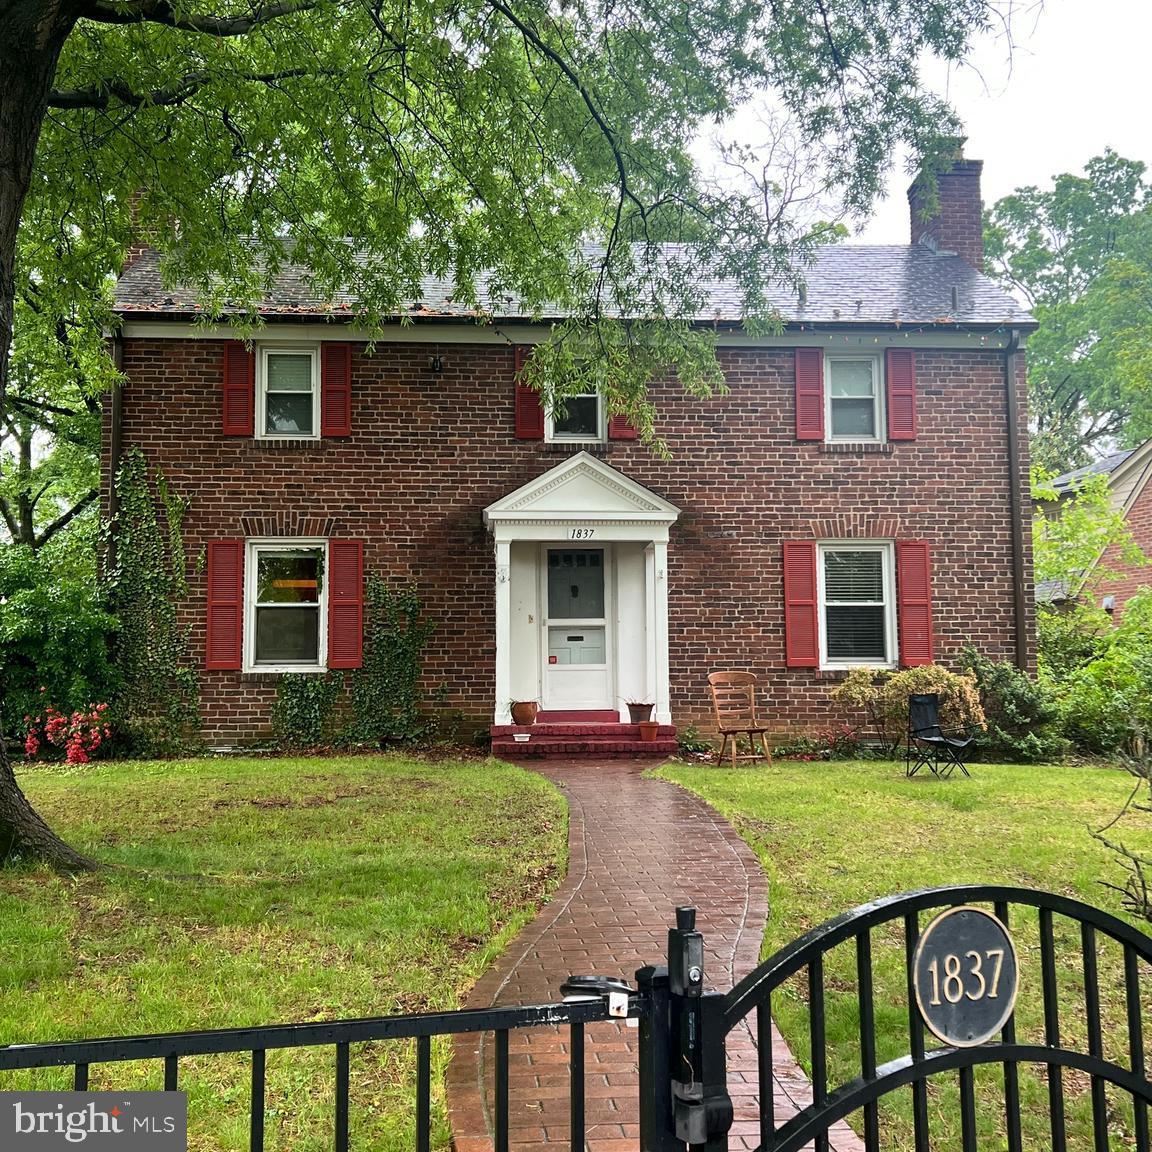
(446, 759), (863, 1152)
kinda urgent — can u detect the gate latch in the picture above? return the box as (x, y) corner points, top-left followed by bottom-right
(561, 974), (635, 1019)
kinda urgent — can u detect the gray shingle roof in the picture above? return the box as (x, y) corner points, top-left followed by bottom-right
(114, 243), (1034, 329)
(1049, 450), (1135, 495)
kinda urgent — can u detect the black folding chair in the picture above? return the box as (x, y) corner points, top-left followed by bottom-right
(906, 693), (975, 778)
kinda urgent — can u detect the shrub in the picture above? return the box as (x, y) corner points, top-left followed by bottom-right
(0, 530), (117, 735)
(1049, 592), (1152, 756)
(23, 702), (111, 764)
(830, 665), (985, 756)
(960, 647), (1068, 763)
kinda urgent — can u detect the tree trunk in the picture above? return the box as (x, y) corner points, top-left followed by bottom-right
(0, 1), (95, 872)
(0, 0), (83, 406)
(0, 733), (95, 872)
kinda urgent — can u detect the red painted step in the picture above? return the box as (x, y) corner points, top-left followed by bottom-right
(534, 709), (620, 722)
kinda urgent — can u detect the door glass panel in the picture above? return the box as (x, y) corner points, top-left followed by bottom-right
(548, 626), (606, 665)
(547, 549), (604, 618)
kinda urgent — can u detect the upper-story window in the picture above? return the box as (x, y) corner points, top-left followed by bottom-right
(259, 347), (319, 439)
(547, 391), (603, 443)
(826, 356), (883, 442)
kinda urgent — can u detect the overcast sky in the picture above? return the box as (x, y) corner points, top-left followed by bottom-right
(856, 0), (1152, 243)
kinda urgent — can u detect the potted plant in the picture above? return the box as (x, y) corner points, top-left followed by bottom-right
(626, 699), (654, 724)
(510, 700), (539, 726)
(637, 719), (660, 742)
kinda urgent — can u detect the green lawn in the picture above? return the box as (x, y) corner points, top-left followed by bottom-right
(658, 758), (1152, 1151)
(1, 755), (567, 1151)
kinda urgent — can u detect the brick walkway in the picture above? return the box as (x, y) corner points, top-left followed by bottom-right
(447, 759), (863, 1152)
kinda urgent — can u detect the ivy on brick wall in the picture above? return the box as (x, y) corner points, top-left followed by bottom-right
(347, 578), (437, 746)
(272, 672), (343, 749)
(109, 448), (199, 755)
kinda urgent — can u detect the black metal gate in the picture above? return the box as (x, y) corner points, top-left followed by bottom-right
(3, 885), (1150, 1150)
(638, 885), (1152, 1152)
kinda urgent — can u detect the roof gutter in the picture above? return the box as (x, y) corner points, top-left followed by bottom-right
(1004, 328), (1029, 671)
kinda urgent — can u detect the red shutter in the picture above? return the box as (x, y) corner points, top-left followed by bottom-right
(608, 414), (638, 440)
(897, 540), (934, 666)
(327, 539), (364, 669)
(795, 348), (824, 440)
(783, 541), (819, 668)
(222, 342), (254, 436)
(513, 346), (544, 439)
(321, 343), (352, 437)
(886, 348), (917, 440)
(206, 540), (244, 670)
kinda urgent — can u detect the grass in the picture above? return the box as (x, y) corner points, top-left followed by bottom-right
(657, 757), (1152, 1151)
(0, 754), (568, 1151)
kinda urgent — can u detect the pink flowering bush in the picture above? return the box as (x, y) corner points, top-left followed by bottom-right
(23, 698), (111, 765)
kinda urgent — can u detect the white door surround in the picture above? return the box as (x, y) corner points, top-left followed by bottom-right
(483, 452), (680, 724)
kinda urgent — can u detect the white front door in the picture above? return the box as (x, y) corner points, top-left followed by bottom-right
(541, 546), (613, 710)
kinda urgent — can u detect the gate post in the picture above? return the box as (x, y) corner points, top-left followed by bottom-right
(636, 964), (678, 1152)
(667, 906), (733, 1150)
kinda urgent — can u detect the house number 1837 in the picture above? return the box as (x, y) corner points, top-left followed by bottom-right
(911, 905), (1019, 1047)
(569, 528), (595, 540)
(925, 948), (1005, 1004)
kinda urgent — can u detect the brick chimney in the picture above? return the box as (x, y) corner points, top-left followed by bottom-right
(907, 152), (984, 269)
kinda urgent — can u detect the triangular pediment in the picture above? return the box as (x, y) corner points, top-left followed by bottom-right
(484, 452), (679, 525)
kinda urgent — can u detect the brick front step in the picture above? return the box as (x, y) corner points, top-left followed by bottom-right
(491, 721), (677, 759)
(493, 737), (679, 759)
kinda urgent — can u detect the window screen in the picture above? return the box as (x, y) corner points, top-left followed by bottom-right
(253, 548), (323, 664)
(552, 394), (600, 438)
(828, 359), (877, 439)
(823, 549), (887, 661)
(264, 352), (315, 436)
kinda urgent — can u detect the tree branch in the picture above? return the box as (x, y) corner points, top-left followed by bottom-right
(34, 489), (100, 550)
(83, 0), (317, 37)
(50, 67), (317, 109)
(0, 497), (19, 544)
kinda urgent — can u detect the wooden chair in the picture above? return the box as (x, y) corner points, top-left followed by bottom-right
(708, 671), (772, 768)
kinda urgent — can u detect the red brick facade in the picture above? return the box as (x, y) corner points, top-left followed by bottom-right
(103, 334), (1034, 744)
(1095, 470), (1152, 620)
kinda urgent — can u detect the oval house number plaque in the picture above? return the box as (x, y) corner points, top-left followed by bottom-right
(912, 906), (1019, 1047)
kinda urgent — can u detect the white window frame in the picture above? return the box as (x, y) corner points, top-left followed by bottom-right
(817, 541), (897, 670)
(244, 539), (328, 672)
(825, 354), (885, 443)
(545, 390), (605, 444)
(257, 346), (320, 440)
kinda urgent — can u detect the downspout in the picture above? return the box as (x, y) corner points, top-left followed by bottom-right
(107, 331), (125, 572)
(1003, 328), (1028, 670)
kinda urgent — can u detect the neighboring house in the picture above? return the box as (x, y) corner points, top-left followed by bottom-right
(106, 155), (1037, 752)
(1039, 441), (1152, 618)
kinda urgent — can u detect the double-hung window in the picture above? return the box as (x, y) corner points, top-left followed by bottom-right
(818, 543), (895, 666)
(826, 356), (883, 442)
(547, 390), (603, 442)
(260, 348), (319, 439)
(246, 542), (327, 670)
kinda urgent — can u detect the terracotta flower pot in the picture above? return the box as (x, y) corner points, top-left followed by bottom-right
(627, 703), (654, 724)
(510, 701), (538, 726)
(637, 720), (659, 742)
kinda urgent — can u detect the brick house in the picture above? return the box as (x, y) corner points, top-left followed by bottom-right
(1040, 442), (1152, 619)
(107, 157), (1037, 752)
